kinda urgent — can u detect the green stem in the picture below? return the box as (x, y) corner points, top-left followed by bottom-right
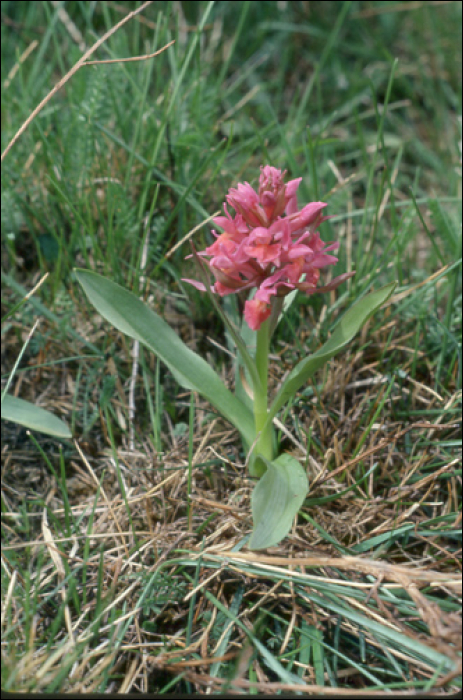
(251, 318), (274, 476)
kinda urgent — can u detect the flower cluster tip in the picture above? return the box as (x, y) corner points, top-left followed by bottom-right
(184, 165), (354, 330)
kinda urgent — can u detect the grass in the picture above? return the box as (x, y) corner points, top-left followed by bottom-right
(1, 0), (462, 695)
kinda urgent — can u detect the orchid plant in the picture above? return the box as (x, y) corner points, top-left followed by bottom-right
(76, 166), (395, 549)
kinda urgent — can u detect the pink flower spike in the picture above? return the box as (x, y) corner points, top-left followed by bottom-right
(285, 243), (314, 259)
(285, 177), (302, 200)
(289, 202), (328, 232)
(258, 166), (302, 221)
(247, 226), (273, 244)
(284, 259), (309, 284)
(226, 182), (265, 227)
(245, 242), (282, 265)
(183, 164), (355, 330)
(283, 178), (302, 216)
(182, 278), (207, 292)
(259, 165), (286, 194)
(306, 253), (339, 269)
(244, 298), (272, 331)
(255, 269), (293, 302)
(213, 206), (249, 238)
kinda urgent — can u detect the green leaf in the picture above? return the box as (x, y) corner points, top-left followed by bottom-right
(1, 395), (72, 438)
(262, 282), (397, 434)
(75, 269), (255, 447)
(249, 453), (309, 550)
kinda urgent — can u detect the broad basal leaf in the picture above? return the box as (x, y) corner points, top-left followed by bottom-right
(249, 453), (309, 550)
(1, 395), (72, 438)
(75, 269), (255, 447)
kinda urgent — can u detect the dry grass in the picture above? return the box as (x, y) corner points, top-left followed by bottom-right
(2, 292), (461, 694)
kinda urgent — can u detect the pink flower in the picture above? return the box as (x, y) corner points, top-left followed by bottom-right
(245, 298), (272, 330)
(183, 165), (354, 330)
